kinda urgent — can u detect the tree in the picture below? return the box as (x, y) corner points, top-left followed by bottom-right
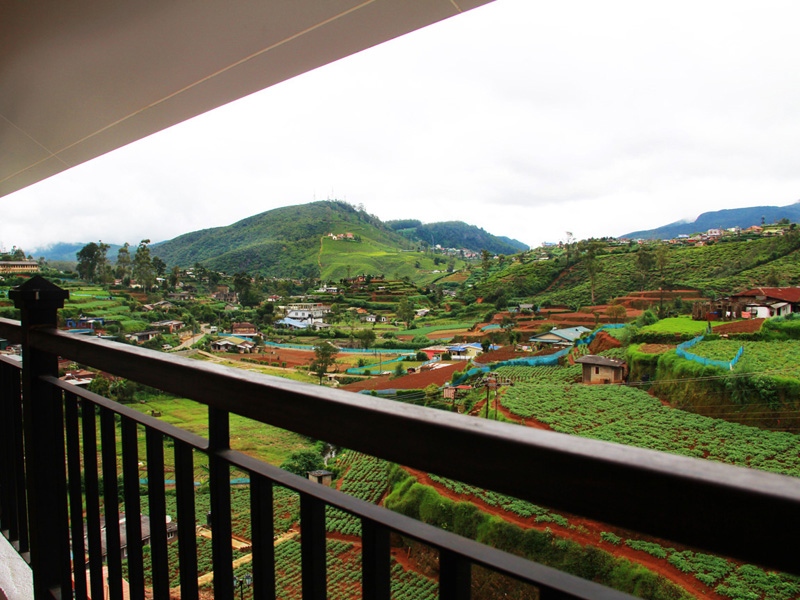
(152, 256), (167, 278)
(357, 328), (376, 349)
(76, 242), (100, 281)
(580, 239), (604, 305)
(655, 245), (669, 317)
(76, 241), (109, 283)
(396, 297), (415, 329)
(233, 271), (252, 296)
(500, 315), (516, 343)
(132, 239), (155, 289)
(279, 449), (325, 476)
(169, 265), (180, 289)
(310, 342), (337, 385)
(605, 303), (627, 324)
(635, 246), (655, 291)
(116, 243), (132, 280)
(481, 249), (492, 280)
(564, 232), (576, 265)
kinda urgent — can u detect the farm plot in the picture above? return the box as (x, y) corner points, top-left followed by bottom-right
(264, 537), (437, 600)
(691, 339), (800, 381)
(640, 316), (709, 336)
(500, 383), (800, 476)
(494, 364), (582, 384)
(327, 452), (390, 536)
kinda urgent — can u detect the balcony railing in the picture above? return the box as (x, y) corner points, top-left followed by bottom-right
(1, 276), (799, 599)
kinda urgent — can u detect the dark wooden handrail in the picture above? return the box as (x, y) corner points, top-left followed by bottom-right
(6, 320), (800, 574)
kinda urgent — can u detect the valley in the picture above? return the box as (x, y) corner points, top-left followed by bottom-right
(2, 206), (800, 599)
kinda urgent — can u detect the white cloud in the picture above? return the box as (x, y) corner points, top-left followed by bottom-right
(4, 0), (800, 255)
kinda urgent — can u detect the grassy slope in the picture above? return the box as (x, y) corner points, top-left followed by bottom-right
(319, 235), (463, 284)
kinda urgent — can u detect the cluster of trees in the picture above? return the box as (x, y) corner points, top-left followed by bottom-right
(0, 246), (31, 261)
(76, 240), (177, 289)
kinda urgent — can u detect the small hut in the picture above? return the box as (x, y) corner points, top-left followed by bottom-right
(576, 355), (627, 384)
(307, 470), (334, 486)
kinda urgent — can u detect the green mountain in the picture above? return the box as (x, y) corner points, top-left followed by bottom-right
(387, 220), (528, 254)
(622, 203), (800, 240)
(151, 201), (413, 278)
(149, 201), (529, 280)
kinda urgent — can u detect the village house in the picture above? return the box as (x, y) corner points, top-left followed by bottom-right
(529, 326), (591, 347)
(307, 470), (334, 486)
(59, 369), (96, 386)
(150, 319), (184, 334)
(286, 302), (331, 324)
(0, 260), (40, 274)
(362, 314), (388, 324)
(211, 337), (256, 353)
(447, 342), (485, 361)
(732, 287), (800, 318)
(576, 355), (627, 384)
(125, 330), (159, 343)
(212, 286), (238, 304)
(66, 316), (106, 330)
(231, 322), (257, 335)
(419, 345), (450, 360)
(85, 514), (178, 565)
(142, 300), (174, 312)
(275, 317), (309, 330)
(168, 291), (195, 301)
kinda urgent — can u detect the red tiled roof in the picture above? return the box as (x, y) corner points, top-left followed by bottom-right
(732, 287), (800, 303)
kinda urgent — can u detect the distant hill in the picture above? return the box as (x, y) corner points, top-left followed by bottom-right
(29, 242), (122, 264)
(150, 201), (414, 278)
(386, 220), (528, 254)
(622, 203), (800, 240)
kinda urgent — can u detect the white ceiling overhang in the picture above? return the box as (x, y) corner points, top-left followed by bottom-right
(0, 0), (493, 199)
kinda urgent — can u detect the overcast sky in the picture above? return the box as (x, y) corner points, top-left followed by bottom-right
(5, 0), (800, 255)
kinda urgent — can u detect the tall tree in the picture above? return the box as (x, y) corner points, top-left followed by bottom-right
(357, 328), (376, 349)
(481, 249), (492, 280)
(96, 241), (112, 284)
(310, 342), (337, 385)
(116, 243), (132, 281)
(635, 246), (655, 291)
(76, 242), (100, 281)
(396, 297), (415, 329)
(132, 239), (155, 290)
(152, 256), (167, 279)
(580, 239), (604, 305)
(76, 241), (109, 283)
(169, 265), (180, 289)
(655, 245), (670, 317)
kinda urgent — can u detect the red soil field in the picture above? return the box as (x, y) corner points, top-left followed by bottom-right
(639, 344), (676, 354)
(711, 318), (764, 334)
(340, 362), (462, 392)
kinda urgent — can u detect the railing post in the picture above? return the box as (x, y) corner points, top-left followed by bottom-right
(9, 276), (71, 599)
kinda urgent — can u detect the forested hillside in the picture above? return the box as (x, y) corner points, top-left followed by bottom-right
(386, 220), (528, 254)
(151, 201), (415, 278)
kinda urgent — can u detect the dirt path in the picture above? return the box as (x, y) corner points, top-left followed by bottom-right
(194, 529), (299, 587)
(402, 465), (721, 599)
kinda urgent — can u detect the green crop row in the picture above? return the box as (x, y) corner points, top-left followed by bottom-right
(500, 382), (800, 476)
